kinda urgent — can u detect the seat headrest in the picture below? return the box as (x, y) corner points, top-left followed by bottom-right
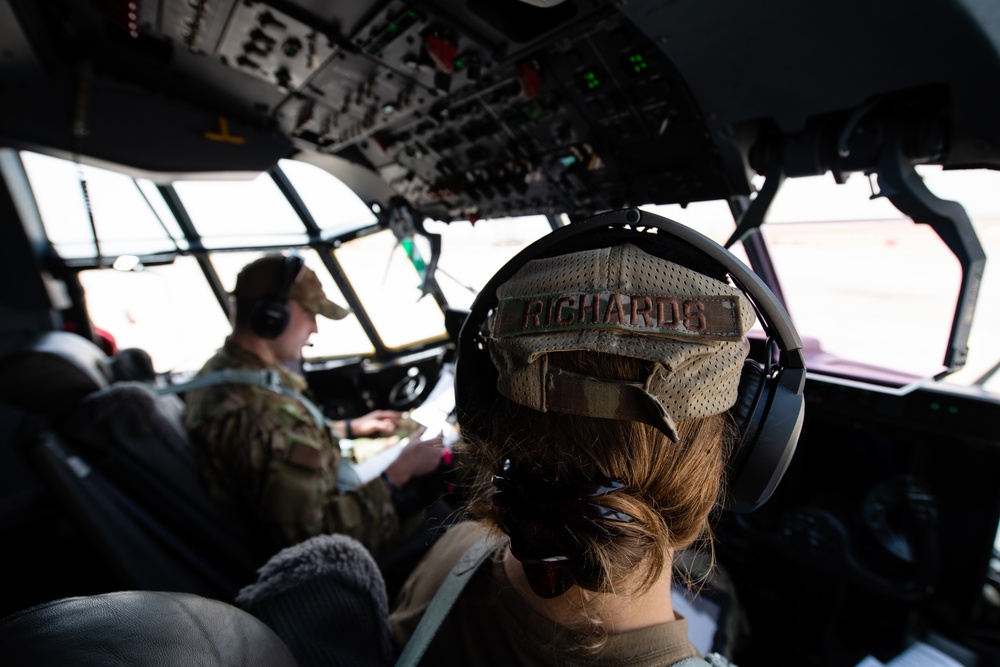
(0, 331), (113, 417)
(236, 533), (394, 667)
(110, 347), (157, 383)
(0, 590), (299, 667)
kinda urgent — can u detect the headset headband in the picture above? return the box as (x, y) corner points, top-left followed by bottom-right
(276, 254), (306, 302)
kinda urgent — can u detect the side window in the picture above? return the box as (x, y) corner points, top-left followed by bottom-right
(759, 171), (999, 387)
(78, 256), (231, 373)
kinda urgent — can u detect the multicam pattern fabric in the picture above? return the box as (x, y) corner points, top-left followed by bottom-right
(184, 338), (398, 556)
(489, 243), (755, 442)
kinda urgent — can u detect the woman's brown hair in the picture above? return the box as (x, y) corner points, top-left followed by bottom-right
(459, 349), (734, 597)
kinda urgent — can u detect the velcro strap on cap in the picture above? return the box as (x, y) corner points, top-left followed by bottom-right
(543, 366), (680, 441)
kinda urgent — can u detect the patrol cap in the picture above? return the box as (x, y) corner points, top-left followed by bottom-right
(233, 254), (352, 320)
(488, 242), (756, 441)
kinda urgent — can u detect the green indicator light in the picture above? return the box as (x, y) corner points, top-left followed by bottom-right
(454, 58), (465, 69)
(930, 402), (940, 410)
(388, 23), (398, 33)
(407, 11), (416, 19)
(948, 406), (959, 414)
(582, 72), (601, 89)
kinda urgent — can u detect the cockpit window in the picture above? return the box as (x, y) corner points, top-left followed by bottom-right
(764, 215), (960, 381)
(423, 215), (555, 310)
(172, 173), (309, 249)
(917, 167), (1000, 393)
(641, 200), (738, 247)
(643, 175), (999, 394)
(333, 229), (448, 350)
(761, 170), (999, 391)
(78, 255), (231, 372)
(21, 151), (184, 259)
(277, 159), (378, 235)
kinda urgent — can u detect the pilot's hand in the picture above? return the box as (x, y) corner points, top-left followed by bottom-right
(383, 426), (445, 488)
(349, 409), (403, 437)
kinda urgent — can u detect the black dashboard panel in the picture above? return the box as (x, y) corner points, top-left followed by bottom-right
(717, 378), (1000, 664)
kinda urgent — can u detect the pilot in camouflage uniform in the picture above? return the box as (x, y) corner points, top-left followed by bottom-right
(184, 254), (443, 558)
(184, 338), (399, 556)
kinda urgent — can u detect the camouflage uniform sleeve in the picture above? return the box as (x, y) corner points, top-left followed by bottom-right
(190, 386), (400, 556)
(259, 409), (401, 556)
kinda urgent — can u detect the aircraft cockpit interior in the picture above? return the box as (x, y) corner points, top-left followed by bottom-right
(1, 1), (999, 666)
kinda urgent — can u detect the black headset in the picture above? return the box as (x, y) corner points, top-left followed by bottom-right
(250, 254), (306, 339)
(455, 208), (806, 513)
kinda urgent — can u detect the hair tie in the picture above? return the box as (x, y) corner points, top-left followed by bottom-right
(491, 459), (635, 568)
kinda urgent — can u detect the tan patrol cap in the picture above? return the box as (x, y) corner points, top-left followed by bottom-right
(488, 243), (756, 441)
(233, 254), (352, 320)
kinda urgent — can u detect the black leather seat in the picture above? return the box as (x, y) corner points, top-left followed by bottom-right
(0, 590), (299, 667)
(61, 379), (278, 595)
(0, 330), (113, 418)
(0, 331), (277, 599)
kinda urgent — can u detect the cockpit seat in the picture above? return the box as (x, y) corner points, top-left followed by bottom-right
(0, 330), (113, 418)
(0, 330), (277, 599)
(235, 533), (395, 667)
(0, 590), (298, 667)
(109, 345), (158, 383)
(18, 377), (279, 599)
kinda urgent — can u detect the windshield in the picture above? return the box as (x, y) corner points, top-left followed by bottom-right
(422, 215), (556, 310)
(19, 152), (440, 370)
(333, 229), (448, 350)
(640, 173), (999, 393)
(19, 149), (999, 393)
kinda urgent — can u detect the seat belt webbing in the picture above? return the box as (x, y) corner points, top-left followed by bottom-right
(156, 369), (363, 490)
(157, 369), (330, 431)
(394, 535), (498, 667)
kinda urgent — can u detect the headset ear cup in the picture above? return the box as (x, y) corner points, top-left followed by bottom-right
(726, 358), (768, 512)
(251, 298), (290, 339)
(731, 358), (765, 436)
(727, 363), (806, 513)
(247, 254), (304, 339)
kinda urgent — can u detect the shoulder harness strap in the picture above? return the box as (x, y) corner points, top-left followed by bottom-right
(393, 539), (736, 667)
(394, 534), (500, 667)
(157, 369), (363, 491)
(158, 368), (329, 431)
